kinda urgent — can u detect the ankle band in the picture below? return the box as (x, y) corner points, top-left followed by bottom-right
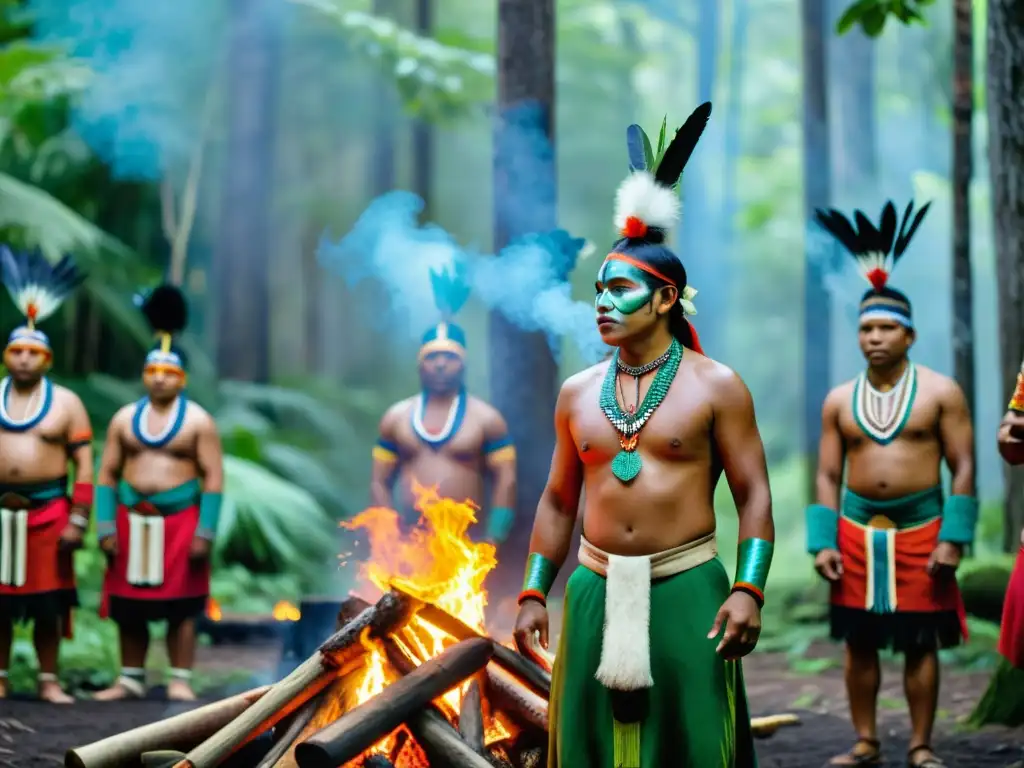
(117, 674), (146, 697)
(37, 672), (58, 682)
(0, 670), (8, 679)
(169, 667), (192, 680)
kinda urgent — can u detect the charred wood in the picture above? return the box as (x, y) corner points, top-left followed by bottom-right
(407, 707), (496, 768)
(458, 679), (486, 754)
(486, 665), (548, 732)
(294, 638), (494, 768)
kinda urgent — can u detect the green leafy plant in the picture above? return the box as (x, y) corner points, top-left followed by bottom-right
(836, 0), (936, 38)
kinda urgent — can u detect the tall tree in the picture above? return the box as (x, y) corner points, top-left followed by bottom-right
(989, 0), (1024, 551)
(215, 0), (281, 382)
(411, 0), (434, 215)
(951, 0), (975, 474)
(721, 0), (747, 256)
(801, 0), (834, 501)
(370, 0), (398, 195)
(830, 0), (877, 190)
(490, 0), (557, 581)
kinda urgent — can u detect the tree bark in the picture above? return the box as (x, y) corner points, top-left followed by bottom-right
(800, 0), (833, 503)
(988, 0), (1024, 551)
(951, 0), (976, 469)
(490, 0), (557, 579)
(680, 0), (723, 357)
(412, 0), (434, 216)
(215, 0), (279, 382)
(830, 0), (876, 191)
(369, 0), (398, 196)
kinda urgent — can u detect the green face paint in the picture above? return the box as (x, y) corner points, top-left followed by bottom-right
(595, 259), (654, 316)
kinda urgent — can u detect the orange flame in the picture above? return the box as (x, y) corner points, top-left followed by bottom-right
(340, 480), (511, 759)
(273, 600), (301, 622)
(206, 597), (222, 622)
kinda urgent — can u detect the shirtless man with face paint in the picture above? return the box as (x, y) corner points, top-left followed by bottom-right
(0, 248), (90, 703)
(94, 285), (224, 702)
(370, 267), (517, 545)
(514, 104), (772, 768)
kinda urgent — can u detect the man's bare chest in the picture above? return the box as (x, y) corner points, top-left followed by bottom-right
(840, 399), (939, 448)
(123, 427), (198, 460)
(0, 411), (68, 446)
(393, 419), (486, 464)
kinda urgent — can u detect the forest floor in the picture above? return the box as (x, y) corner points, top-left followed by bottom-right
(1, 641), (1021, 767)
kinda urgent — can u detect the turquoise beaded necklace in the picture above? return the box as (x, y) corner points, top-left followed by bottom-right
(599, 339), (682, 483)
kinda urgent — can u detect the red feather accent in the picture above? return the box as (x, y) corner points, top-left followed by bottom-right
(687, 320), (704, 355)
(621, 216), (648, 239)
(865, 267), (888, 292)
(26, 303), (38, 321)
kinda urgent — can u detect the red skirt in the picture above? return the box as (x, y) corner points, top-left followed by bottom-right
(999, 546), (1024, 670)
(831, 516), (967, 651)
(0, 497), (76, 636)
(100, 504), (210, 622)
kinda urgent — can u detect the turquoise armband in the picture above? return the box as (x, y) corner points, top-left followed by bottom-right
(95, 484), (117, 538)
(519, 552), (558, 606)
(939, 495), (978, 545)
(486, 506), (515, 544)
(733, 537), (773, 606)
(806, 504), (839, 554)
(198, 492), (223, 540)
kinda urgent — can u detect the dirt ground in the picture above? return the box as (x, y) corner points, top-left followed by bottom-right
(1, 642), (1021, 768)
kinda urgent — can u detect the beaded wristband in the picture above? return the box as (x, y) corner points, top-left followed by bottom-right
(71, 482), (94, 508)
(732, 537), (774, 608)
(518, 552), (557, 606)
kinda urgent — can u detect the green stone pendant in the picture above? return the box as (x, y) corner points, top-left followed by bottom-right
(611, 450), (642, 483)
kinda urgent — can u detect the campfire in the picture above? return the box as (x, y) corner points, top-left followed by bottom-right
(66, 484), (796, 768)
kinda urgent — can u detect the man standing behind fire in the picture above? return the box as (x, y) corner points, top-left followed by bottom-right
(514, 102), (773, 767)
(0, 248), (92, 704)
(995, 357), (1024, 672)
(808, 201), (976, 768)
(370, 265), (517, 545)
(93, 284), (224, 702)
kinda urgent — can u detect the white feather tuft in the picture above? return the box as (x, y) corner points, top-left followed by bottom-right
(13, 284), (62, 323)
(613, 172), (681, 233)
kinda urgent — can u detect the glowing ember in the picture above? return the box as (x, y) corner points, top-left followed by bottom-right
(273, 600), (301, 622)
(206, 597), (222, 622)
(340, 480), (512, 760)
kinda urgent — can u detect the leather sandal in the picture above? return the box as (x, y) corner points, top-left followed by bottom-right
(907, 745), (946, 768)
(828, 738), (882, 766)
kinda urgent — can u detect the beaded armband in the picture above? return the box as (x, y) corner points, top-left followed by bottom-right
(732, 537), (774, 608)
(938, 495), (978, 546)
(1010, 373), (1024, 412)
(518, 552), (558, 606)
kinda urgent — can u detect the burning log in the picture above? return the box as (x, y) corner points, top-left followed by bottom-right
(458, 679), (486, 754)
(144, 591), (412, 768)
(64, 685), (271, 768)
(390, 585), (550, 696)
(485, 665), (548, 733)
(407, 707), (495, 768)
(294, 637), (494, 768)
(254, 692), (324, 768)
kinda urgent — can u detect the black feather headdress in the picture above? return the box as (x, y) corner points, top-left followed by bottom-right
(814, 200), (930, 294)
(615, 102), (712, 242)
(140, 284), (189, 369)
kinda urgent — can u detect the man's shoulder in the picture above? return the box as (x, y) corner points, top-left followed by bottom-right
(562, 360), (607, 394)
(385, 396), (417, 417)
(184, 399), (214, 425)
(825, 379), (857, 407)
(51, 383), (86, 409)
(913, 363), (959, 392)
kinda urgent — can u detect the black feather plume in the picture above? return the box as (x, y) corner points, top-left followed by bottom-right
(813, 208), (863, 255)
(140, 284), (188, 335)
(893, 200), (931, 259)
(653, 101), (712, 188)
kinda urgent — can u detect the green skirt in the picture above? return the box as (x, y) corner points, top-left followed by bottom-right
(548, 558), (758, 768)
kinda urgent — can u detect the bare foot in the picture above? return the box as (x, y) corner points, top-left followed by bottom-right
(38, 678), (74, 704)
(92, 679), (144, 701)
(167, 679), (197, 701)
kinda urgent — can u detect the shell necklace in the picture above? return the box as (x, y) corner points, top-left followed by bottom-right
(132, 395), (187, 449)
(0, 376), (53, 432)
(411, 389), (466, 449)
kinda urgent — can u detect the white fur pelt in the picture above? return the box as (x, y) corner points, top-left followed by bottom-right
(595, 554), (654, 690)
(613, 172), (681, 233)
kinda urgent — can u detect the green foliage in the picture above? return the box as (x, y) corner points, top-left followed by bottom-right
(966, 657), (1024, 728)
(287, 0), (492, 122)
(836, 0), (936, 38)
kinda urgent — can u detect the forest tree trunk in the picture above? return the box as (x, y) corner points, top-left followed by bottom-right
(370, 0), (398, 195)
(988, 0), (1024, 552)
(215, 0), (280, 382)
(830, 0), (876, 190)
(680, 0), (722, 357)
(951, 0), (976, 463)
(800, 0), (833, 503)
(721, 0), (747, 285)
(412, 0), (434, 216)
(490, 0), (557, 590)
